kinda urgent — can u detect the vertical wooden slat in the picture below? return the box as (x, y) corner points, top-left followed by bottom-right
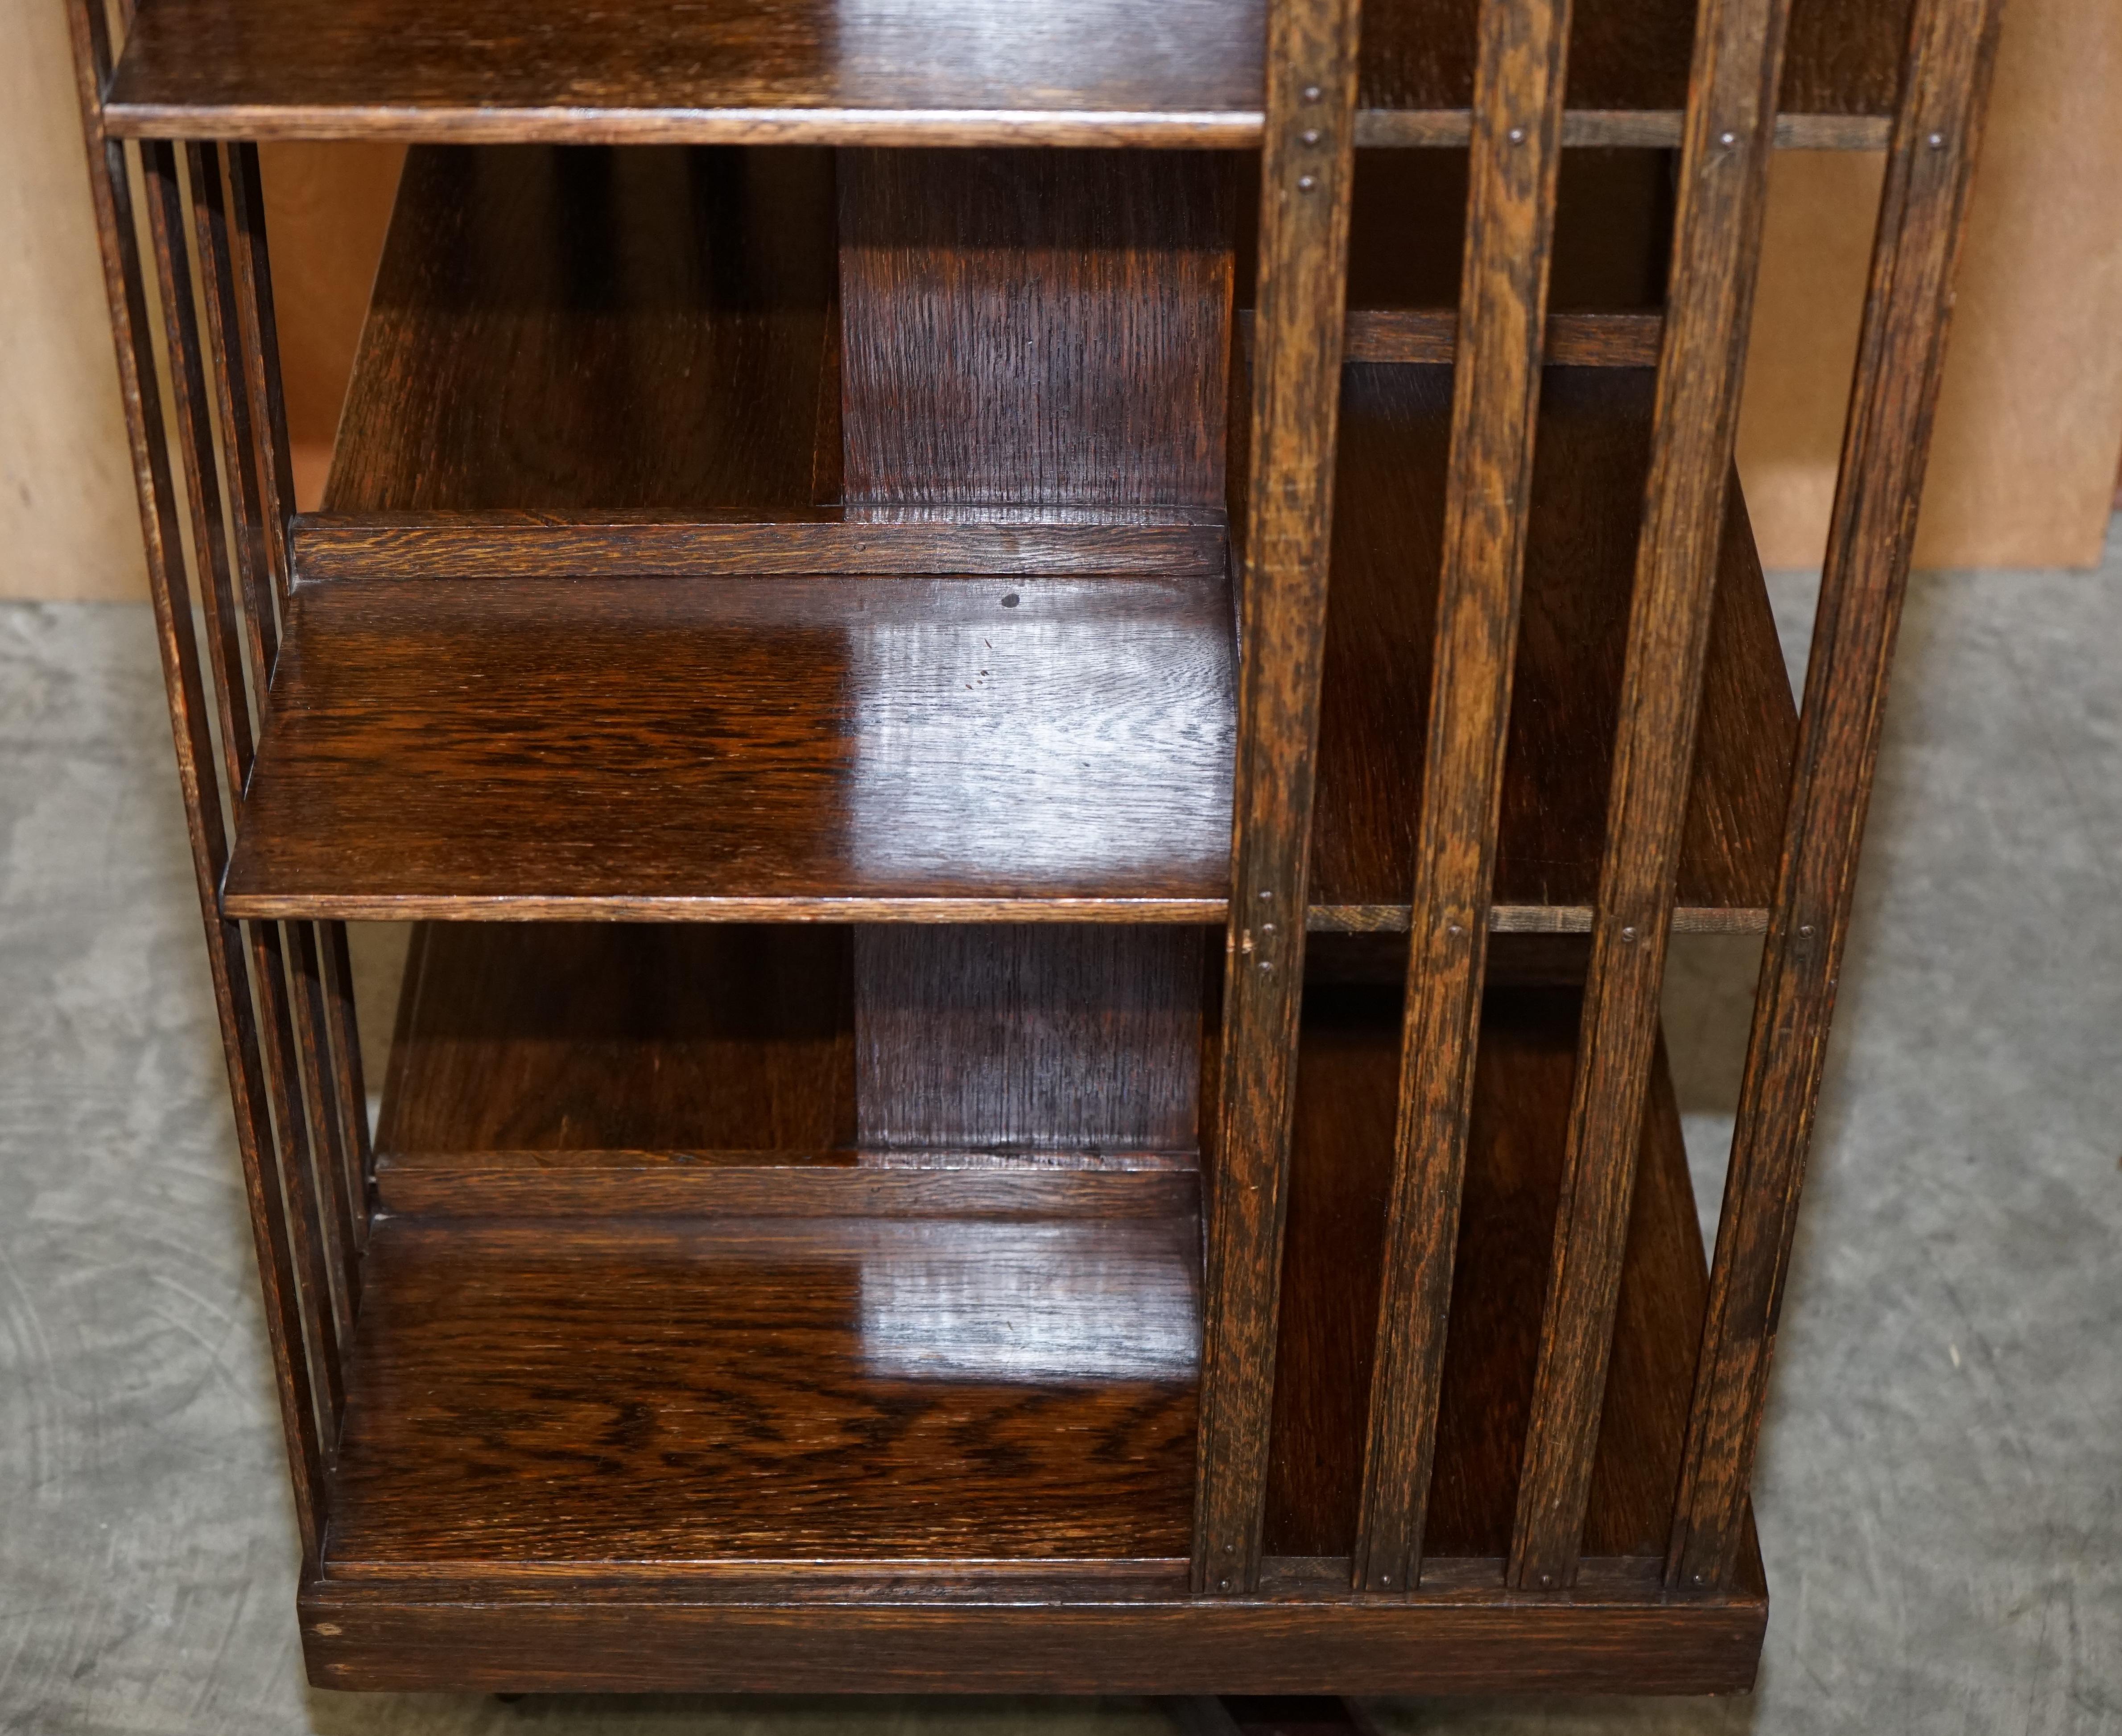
(188, 141), (367, 1313)
(144, 140), (351, 1416)
(1668, 0), (2005, 1595)
(1348, 0), (1573, 1597)
(62, 0), (326, 1563)
(1192, 0), (1362, 1597)
(320, 922), (376, 1249)
(223, 144), (300, 611)
(291, 922), (364, 1307)
(1508, 0), (1793, 1592)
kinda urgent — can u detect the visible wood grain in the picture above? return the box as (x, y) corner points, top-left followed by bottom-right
(325, 144), (834, 515)
(1341, 309), (1661, 366)
(320, 922), (373, 1246)
(1670, 0), (2006, 1594)
(223, 144), (298, 610)
(145, 138), (355, 1435)
(102, 0), (1907, 148)
(222, 573), (1237, 921)
(1307, 365), (1797, 930)
(291, 512), (1230, 580)
(1263, 987), (1708, 1567)
(66, 0), (328, 1558)
(1193, 0), (1361, 1600)
(375, 924), (855, 1156)
(325, 1216), (1200, 1567)
(838, 150), (1231, 509)
(294, 1579), (1765, 1694)
(1510, 0), (1793, 1594)
(1353, 0), (1572, 1598)
(854, 926), (1203, 1159)
(374, 1159), (1201, 1221)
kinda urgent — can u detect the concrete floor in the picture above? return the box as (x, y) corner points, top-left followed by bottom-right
(2, 529), (2118, 1734)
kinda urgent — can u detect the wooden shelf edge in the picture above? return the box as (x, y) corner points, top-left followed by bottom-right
(103, 103), (1890, 152)
(296, 1582), (1766, 1694)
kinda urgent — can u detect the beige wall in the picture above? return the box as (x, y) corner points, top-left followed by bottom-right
(1740, 0), (2122, 568)
(1, 0), (143, 600)
(6, 0), (2119, 601)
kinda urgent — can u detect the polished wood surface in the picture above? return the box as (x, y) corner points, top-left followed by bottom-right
(326, 1215), (1201, 1567)
(325, 144), (834, 515)
(1310, 363), (1797, 929)
(222, 572), (1239, 920)
(1510, 0), (1792, 1594)
(74, 0), (2002, 1691)
(104, 0), (1909, 147)
(375, 924), (855, 1156)
(1671, 0), (2006, 1594)
(290, 511), (1232, 581)
(1354, 0), (1572, 1597)
(1264, 985), (1709, 1563)
(839, 150), (1231, 509)
(855, 925), (1205, 1158)
(297, 1580), (1764, 1694)
(1192, 0), (1361, 1599)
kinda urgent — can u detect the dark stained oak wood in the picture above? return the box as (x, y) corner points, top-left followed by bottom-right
(1353, 0), (1572, 1598)
(294, 1589), (1766, 1694)
(223, 573), (1239, 921)
(1510, 0), (1792, 1594)
(838, 150), (1232, 510)
(1669, 0), (2006, 1594)
(375, 924), (856, 1156)
(1342, 309), (1661, 366)
(855, 926), (1205, 1158)
(375, 1159), (1202, 1221)
(1309, 365), (1797, 932)
(1193, 0), (1362, 1600)
(325, 1215), (1201, 1567)
(144, 137), (357, 1436)
(229, 392), (1792, 928)
(103, 0), (1907, 148)
(65, 0), (330, 1561)
(1264, 986), (1710, 1567)
(325, 144), (835, 515)
(291, 511), (1231, 581)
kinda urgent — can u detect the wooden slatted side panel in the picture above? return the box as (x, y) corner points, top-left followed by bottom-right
(62, 0), (328, 1563)
(188, 142), (373, 1280)
(1508, 0), (1793, 1592)
(223, 136), (378, 1242)
(1348, 0), (1573, 1597)
(1192, 0), (1362, 1597)
(1668, 0), (2006, 1595)
(149, 140), (357, 1421)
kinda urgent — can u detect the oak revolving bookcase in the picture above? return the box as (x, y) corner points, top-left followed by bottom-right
(71, 0), (1999, 1703)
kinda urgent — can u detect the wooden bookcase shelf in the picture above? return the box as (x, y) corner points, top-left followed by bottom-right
(103, 0), (1911, 148)
(221, 149), (1790, 928)
(73, 0), (1998, 1703)
(330, 923), (1723, 1586)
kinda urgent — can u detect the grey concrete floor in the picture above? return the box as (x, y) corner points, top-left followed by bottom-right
(3, 529), (2119, 1734)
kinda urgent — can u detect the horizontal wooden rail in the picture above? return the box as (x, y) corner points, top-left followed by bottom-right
(291, 511), (1230, 581)
(1240, 309), (1662, 367)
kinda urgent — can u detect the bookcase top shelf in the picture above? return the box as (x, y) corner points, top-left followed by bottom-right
(105, 0), (1911, 148)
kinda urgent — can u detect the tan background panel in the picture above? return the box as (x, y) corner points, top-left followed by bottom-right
(5, 0), (2119, 599)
